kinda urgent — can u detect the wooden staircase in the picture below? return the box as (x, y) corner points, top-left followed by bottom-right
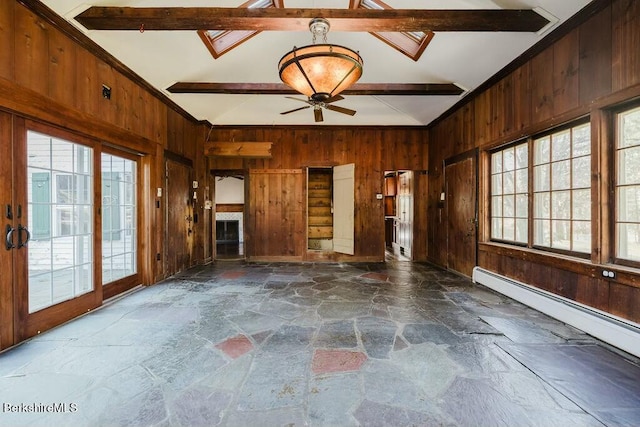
(308, 170), (333, 240)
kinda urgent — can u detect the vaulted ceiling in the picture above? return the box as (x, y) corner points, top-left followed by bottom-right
(40, 0), (594, 126)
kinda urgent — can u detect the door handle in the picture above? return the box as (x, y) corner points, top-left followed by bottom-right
(17, 224), (31, 248)
(5, 225), (15, 250)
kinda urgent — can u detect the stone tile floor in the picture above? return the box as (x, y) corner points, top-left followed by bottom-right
(1, 261), (639, 427)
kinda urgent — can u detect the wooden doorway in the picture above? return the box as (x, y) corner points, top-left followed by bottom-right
(214, 172), (246, 261)
(165, 156), (194, 276)
(445, 151), (478, 277)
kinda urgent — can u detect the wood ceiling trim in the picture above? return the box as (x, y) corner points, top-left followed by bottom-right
(75, 8), (549, 32)
(166, 83), (465, 96)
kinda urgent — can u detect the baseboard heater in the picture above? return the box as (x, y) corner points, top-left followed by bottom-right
(472, 267), (640, 358)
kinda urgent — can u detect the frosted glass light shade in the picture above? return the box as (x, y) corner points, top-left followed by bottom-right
(279, 44), (363, 102)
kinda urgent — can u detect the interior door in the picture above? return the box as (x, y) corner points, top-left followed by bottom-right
(445, 154), (477, 277)
(333, 163), (355, 255)
(165, 159), (193, 275)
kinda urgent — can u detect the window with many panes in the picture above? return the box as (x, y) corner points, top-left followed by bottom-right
(533, 123), (591, 253)
(490, 142), (528, 244)
(490, 121), (591, 256)
(616, 105), (640, 263)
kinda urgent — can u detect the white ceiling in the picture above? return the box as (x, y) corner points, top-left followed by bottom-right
(42, 0), (593, 126)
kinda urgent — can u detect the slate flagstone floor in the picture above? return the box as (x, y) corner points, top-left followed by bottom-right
(1, 261), (639, 427)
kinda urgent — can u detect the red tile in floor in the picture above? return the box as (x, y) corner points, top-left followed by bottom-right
(220, 271), (246, 279)
(362, 272), (389, 282)
(216, 335), (253, 359)
(312, 349), (367, 374)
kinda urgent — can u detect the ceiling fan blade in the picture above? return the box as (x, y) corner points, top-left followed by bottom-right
(285, 96), (313, 105)
(314, 108), (324, 123)
(324, 95), (345, 104)
(280, 106), (310, 115)
(325, 105), (357, 116)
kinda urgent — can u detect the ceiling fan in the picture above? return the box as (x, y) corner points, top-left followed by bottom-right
(280, 95), (356, 122)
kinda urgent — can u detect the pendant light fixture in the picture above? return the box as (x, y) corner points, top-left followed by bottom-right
(278, 18), (363, 102)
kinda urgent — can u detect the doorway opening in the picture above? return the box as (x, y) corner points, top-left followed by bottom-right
(308, 168), (333, 251)
(305, 164), (355, 259)
(384, 170), (413, 261)
(214, 173), (245, 260)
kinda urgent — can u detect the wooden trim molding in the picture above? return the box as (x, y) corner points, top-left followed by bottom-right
(216, 204), (244, 213)
(164, 150), (194, 167)
(206, 142), (273, 158)
(479, 242), (640, 290)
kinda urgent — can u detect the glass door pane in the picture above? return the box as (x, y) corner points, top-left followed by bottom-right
(27, 131), (94, 313)
(101, 153), (137, 284)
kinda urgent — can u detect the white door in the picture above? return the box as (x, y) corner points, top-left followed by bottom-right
(333, 163), (355, 255)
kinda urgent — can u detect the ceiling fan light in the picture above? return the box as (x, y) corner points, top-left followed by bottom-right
(279, 45), (363, 101)
(278, 19), (363, 102)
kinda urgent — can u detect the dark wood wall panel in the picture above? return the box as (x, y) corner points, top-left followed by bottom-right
(579, 5), (612, 104)
(48, 22), (76, 106)
(14, 6), (48, 95)
(530, 48), (555, 124)
(213, 126), (427, 261)
(355, 130), (385, 258)
(478, 247), (618, 317)
(248, 169), (305, 260)
(429, 0), (640, 324)
(552, 31), (580, 115)
(610, 282), (640, 323)
(510, 64), (532, 135)
(612, 0), (640, 90)
(0, 1), (15, 80)
(5, 2), (173, 148)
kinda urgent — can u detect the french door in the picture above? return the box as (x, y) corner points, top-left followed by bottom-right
(1, 117), (101, 348)
(0, 115), (143, 351)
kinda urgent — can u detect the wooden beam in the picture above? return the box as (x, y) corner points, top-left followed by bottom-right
(206, 141), (273, 158)
(167, 82), (465, 96)
(75, 7), (549, 32)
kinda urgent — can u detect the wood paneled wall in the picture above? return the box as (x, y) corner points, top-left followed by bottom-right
(211, 126), (428, 262)
(427, 0), (640, 323)
(0, 1), (211, 284)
